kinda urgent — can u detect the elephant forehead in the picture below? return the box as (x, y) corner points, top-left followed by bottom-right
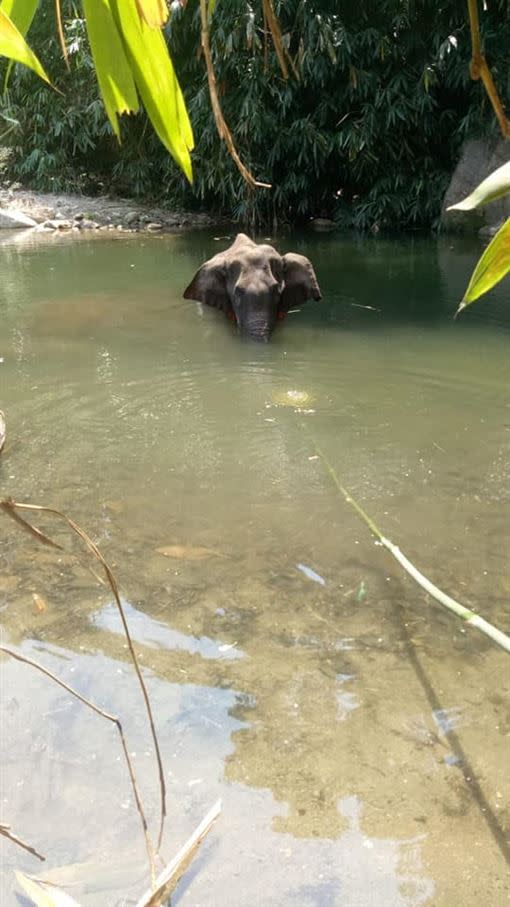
(232, 250), (281, 274)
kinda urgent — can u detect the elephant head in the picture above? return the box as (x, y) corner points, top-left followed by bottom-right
(183, 233), (321, 342)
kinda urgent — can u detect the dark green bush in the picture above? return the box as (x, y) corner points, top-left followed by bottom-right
(1, 0), (509, 229)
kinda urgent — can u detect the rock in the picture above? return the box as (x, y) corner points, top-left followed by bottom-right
(42, 218), (72, 230)
(441, 137), (510, 234)
(147, 222), (163, 231)
(0, 209), (38, 229)
(140, 214), (152, 223)
(80, 219), (99, 229)
(310, 217), (336, 231)
(125, 210), (139, 224)
(74, 212), (85, 221)
(478, 223), (503, 239)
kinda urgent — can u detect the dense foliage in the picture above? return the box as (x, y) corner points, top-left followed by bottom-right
(1, 0), (509, 229)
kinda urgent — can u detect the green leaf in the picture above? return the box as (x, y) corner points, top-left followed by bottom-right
(448, 161), (510, 212)
(0, 0), (39, 36)
(83, 0), (139, 139)
(15, 871), (82, 907)
(208, 0), (216, 17)
(1, 0), (39, 88)
(0, 7), (49, 81)
(456, 217), (510, 315)
(111, 0), (194, 181)
(135, 0), (168, 28)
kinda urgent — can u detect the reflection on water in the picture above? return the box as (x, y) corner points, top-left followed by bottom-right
(1, 230), (509, 905)
(92, 599), (245, 660)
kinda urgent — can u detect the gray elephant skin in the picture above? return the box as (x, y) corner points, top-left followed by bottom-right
(183, 233), (321, 341)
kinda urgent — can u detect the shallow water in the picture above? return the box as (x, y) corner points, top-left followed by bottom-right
(1, 229), (509, 906)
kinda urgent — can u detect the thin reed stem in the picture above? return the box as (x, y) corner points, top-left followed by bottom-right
(0, 645), (156, 879)
(0, 499), (167, 853)
(304, 431), (510, 654)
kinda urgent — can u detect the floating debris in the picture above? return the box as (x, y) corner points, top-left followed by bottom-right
(296, 563), (326, 586)
(271, 389), (314, 408)
(32, 593), (47, 613)
(356, 581), (367, 602)
(155, 545), (227, 560)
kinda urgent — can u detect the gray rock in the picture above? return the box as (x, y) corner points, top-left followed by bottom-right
(125, 210), (140, 224)
(41, 219), (72, 230)
(0, 209), (38, 229)
(478, 223), (503, 239)
(74, 212), (85, 221)
(147, 222), (163, 231)
(442, 137), (510, 234)
(80, 219), (99, 230)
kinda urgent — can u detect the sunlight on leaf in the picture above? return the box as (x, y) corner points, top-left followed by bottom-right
(135, 0), (168, 28)
(456, 217), (510, 315)
(448, 161), (510, 211)
(0, 0), (38, 33)
(83, 0), (139, 139)
(111, 0), (194, 180)
(0, 0), (39, 88)
(15, 871), (82, 907)
(0, 8), (49, 82)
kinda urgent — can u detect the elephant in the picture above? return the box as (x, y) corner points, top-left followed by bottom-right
(183, 233), (321, 341)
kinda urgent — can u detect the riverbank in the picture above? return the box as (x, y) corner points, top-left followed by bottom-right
(0, 186), (225, 233)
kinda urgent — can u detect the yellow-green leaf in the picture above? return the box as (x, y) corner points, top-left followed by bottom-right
(448, 161), (510, 212)
(135, 0), (168, 28)
(0, 7), (49, 81)
(15, 871), (82, 907)
(1, 0), (40, 87)
(456, 217), (510, 315)
(83, 0), (139, 139)
(112, 0), (194, 181)
(0, 0), (38, 35)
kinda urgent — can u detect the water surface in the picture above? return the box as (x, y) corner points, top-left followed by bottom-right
(0, 229), (509, 906)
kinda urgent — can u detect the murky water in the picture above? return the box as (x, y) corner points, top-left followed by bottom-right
(1, 229), (509, 906)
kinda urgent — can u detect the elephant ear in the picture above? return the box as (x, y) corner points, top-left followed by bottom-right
(280, 253), (322, 312)
(183, 255), (230, 311)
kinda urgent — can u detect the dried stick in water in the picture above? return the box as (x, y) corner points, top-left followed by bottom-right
(0, 645), (156, 880)
(0, 822), (45, 862)
(0, 499), (167, 851)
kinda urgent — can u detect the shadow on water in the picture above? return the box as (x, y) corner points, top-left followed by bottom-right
(1, 229), (510, 906)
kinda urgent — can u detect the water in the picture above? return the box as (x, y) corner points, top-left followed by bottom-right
(1, 229), (509, 906)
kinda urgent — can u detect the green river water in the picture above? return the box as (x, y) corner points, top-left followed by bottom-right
(0, 228), (509, 906)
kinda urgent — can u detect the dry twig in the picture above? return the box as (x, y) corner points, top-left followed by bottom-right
(0, 499), (167, 852)
(199, 0), (271, 190)
(0, 822), (45, 863)
(467, 0), (510, 139)
(135, 799), (221, 907)
(54, 0), (70, 70)
(0, 645), (156, 879)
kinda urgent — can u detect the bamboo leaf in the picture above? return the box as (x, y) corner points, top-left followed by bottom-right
(1, 0), (39, 87)
(111, 0), (194, 181)
(82, 0), (139, 139)
(448, 161), (510, 211)
(15, 872), (82, 907)
(135, 0), (168, 28)
(456, 217), (510, 314)
(0, 7), (49, 82)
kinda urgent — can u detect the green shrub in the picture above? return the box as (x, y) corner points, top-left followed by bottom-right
(2, 0), (509, 228)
